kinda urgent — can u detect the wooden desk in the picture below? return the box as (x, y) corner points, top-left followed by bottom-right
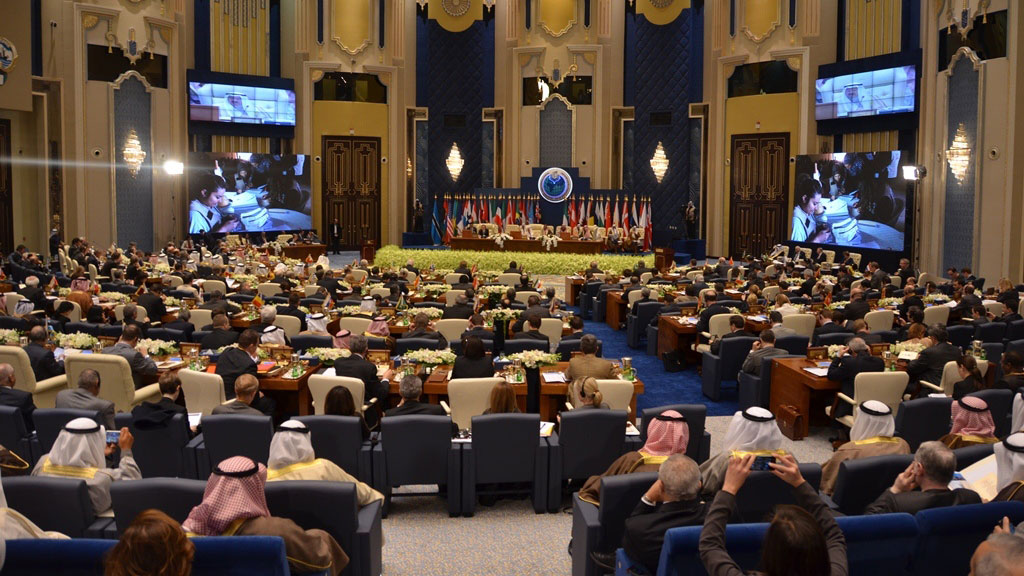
(274, 243), (326, 261)
(449, 237), (604, 254)
(769, 357), (841, 440)
(565, 276), (585, 307)
(656, 315), (771, 360)
(605, 291), (628, 330)
(259, 364), (319, 417)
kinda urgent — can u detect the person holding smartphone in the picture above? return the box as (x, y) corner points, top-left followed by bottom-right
(698, 407), (784, 497)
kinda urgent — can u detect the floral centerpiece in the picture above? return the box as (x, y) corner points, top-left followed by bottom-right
(408, 306), (444, 320)
(493, 233), (513, 249)
(58, 287), (71, 297)
(99, 292), (131, 304)
(651, 285), (676, 300)
(540, 235), (560, 252)
(892, 341), (927, 355)
(728, 307), (743, 315)
(305, 347), (351, 365)
(164, 297), (182, 308)
(506, 350), (560, 368)
(923, 293), (950, 304)
(402, 348), (456, 366)
(483, 308), (521, 324)
(878, 297), (902, 308)
(58, 332), (100, 350)
(477, 285), (508, 300)
(0, 329), (21, 345)
(826, 300), (850, 310)
(365, 283), (386, 293)
(419, 284), (450, 299)
(137, 338), (178, 358)
(151, 263), (172, 274)
(337, 305), (368, 317)
(827, 344), (845, 359)
(231, 273), (258, 286)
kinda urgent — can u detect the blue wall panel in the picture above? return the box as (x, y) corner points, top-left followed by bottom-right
(942, 53), (979, 271)
(113, 76), (154, 251)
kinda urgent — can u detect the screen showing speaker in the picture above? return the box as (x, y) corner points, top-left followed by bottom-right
(815, 65), (916, 120)
(188, 153), (312, 235)
(188, 81), (296, 126)
(791, 152), (909, 251)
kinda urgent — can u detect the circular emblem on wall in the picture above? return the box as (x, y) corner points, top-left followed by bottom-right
(442, 0), (471, 17)
(538, 167), (573, 203)
(0, 37), (17, 87)
(649, 0), (675, 7)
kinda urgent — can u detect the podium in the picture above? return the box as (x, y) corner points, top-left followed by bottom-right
(654, 247), (675, 271)
(361, 240), (376, 264)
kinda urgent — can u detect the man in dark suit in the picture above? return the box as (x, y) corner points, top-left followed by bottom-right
(696, 291), (730, 334)
(462, 314), (493, 343)
(850, 320), (882, 345)
(316, 269), (344, 302)
(211, 373), (265, 416)
(865, 441), (980, 515)
(384, 374), (448, 418)
(404, 259), (420, 277)
(198, 290), (241, 316)
(842, 289), (871, 322)
(24, 325), (63, 382)
(965, 304), (991, 327)
(512, 296), (550, 333)
(101, 325), (157, 390)
(401, 313), (447, 347)
(896, 258), (917, 286)
(442, 294), (475, 320)
(997, 352), (1024, 393)
(907, 324), (963, 397)
(162, 307), (195, 342)
(333, 334), (391, 409)
(813, 310), (849, 345)
(956, 284), (983, 314)
(454, 260), (472, 277)
(898, 287), (925, 320)
(330, 217), (342, 255)
(630, 288), (657, 315)
(826, 337), (884, 417)
(137, 283), (168, 324)
(710, 315), (756, 354)
(560, 316), (585, 344)
(996, 302), (1023, 324)
(591, 455), (707, 574)
(276, 292), (307, 333)
(0, 363), (36, 432)
(503, 261), (521, 274)
(512, 315), (549, 348)
(201, 313), (238, 350)
(18, 276), (50, 316)
(214, 329), (275, 417)
(131, 372), (187, 418)
(120, 303), (150, 338)
(55, 369), (115, 430)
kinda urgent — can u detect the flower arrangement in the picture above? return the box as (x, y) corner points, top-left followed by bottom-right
(540, 235), (560, 252)
(267, 241), (283, 255)
(374, 245), (659, 276)
(923, 293), (950, 304)
(152, 263), (172, 274)
(232, 274), (259, 286)
(728, 307), (743, 315)
(402, 348), (456, 366)
(365, 282), (386, 293)
(137, 338), (178, 357)
(483, 308), (521, 323)
(651, 285), (676, 300)
(58, 287), (71, 297)
(506, 350), (560, 368)
(0, 329), (21, 345)
(58, 332), (100, 350)
(337, 305), (368, 317)
(827, 300), (850, 310)
(493, 233), (513, 249)
(827, 344), (845, 359)
(99, 292), (131, 304)
(477, 285), (508, 300)
(305, 347), (351, 365)
(164, 297), (182, 307)
(878, 297), (902, 308)
(410, 306), (444, 320)
(892, 341), (926, 355)
(419, 285), (450, 299)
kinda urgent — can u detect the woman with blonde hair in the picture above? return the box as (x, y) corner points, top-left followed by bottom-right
(484, 381), (520, 414)
(570, 376), (609, 410)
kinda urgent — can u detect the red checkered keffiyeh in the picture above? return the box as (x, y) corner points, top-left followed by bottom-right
(182, 456), (270, 536)
(951, 396), (996, 437)
(640, 410), (690, 457)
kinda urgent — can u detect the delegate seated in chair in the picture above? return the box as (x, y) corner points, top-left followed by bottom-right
(566, 335), (618, 384)
(991, 432), (1024, 503)
(820, 400), (910, 496)
(384, 374), (446, 418)
(101, 325), (157, 391)
(182, 456), (349, 575)
(864, 441), (981, 515)
(739, 330), (788, 378)
(213, 374), (265, 416)
(939, 397), (999, 449)
(267, 420), (382, 507)
(0, 362), (36, 433)
(826, 337), (884, 419)
(710, 315), (756, 355)
(55, 369), (116, 430)
(698, 407), (784, 497)
(31, 417), (140, 515)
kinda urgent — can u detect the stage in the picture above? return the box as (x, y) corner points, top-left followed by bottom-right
(448, 237), (605, 255)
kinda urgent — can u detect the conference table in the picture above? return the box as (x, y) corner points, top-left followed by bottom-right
(656, 314), (772, 363)
(768, 357), (841, 440)
(449, 237), (604, 255)
(270, 243), (327, 261)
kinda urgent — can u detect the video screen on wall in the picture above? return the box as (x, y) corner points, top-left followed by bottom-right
(815, 65), (916, 120)
(188, 81), (296, 126)
(791, 152), (909, 252)
(188, 153), (312, 235)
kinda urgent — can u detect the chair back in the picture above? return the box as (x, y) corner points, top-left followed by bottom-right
(347, 269), (367, 283)
(539, 318), (563, 347)
(936, 360), (961, 396)
(555, 338), (582, 361)
(129, 412), (193, 478)
(497, 273), (520, 286)
(1008, 320), (1024, 342)
(503, 339), (547, 354)
(894, 397), (954, 451)
(659, 523), (767, 575)
(1, 476), (96, 537)
(338, 316), (372, 336)
(911, 502), (1024, 576)
(967, 388), (1013, 438)
(947, 325), (975, 350)
(441, 289), (462, 307)
(443, 273), (463, 285)
(202, 280), (227, 295)
(984, 301), (1005, 317)
(761, 285), (781, 301)
(113, 304), (149, 323)
(781, 313), (816, 337)
(434, 319), (469, 343)
(184, 308), (212, 332)
(65, 353), (138, 413)
(395, 337), (444, 355)
(732, 463), (823, 522)
(954, 443), (996, 469)
(592, 380), (635, 414)
(379, 415), (455, 486)
(865, 309), (895, 332)
(639, 404), (707, 462)
(837, 513), (919, 576)
(775, 335), (809, 355)
(852, 371), (910, 416)
(54, 299), (83, 323)
(514, 291), (541, 305)
(294, 415), (366, 477)
(0, 405), (31, 461)
(110, 477), (206, 533)
(923, 305), (950, 326)
(291, 334), (332, 353)
(707, 313), (733, 339)
(448, 377), (502, 430)
(201, 414), (274, 465)
(178, 369), (226, 416)
(264, 480), (361, 561)
(308, 374), (366, 415)
(34, 408), (101, 455)
(557, 410), (628, 478)
(626, 290), (644, 305)
(470, 413), (540, 483)
(256, 283), (282, 298)
(632, 301), (663, 329)
(595, 472), (660, 552)
(0, 345), (43, 395)
(303, 284), (323, 297)
(976, 321), (1006, 344)
(273, 315), (301, 338)
(65, 322), (100, 336)
(832, 453), (914, 515)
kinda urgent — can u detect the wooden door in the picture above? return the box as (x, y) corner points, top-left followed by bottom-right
(729, 133), (789, 258)
(0, 119), (12, 255)
(322, 136), (381, 250)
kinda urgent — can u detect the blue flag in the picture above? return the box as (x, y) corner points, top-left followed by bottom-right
(430, 198), (444, 245)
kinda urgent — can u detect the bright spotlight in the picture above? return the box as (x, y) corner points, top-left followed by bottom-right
(163, 160), (184, 175)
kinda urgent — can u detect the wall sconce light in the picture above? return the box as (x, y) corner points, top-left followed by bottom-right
(945, 122), (971, 185)
(163, 160), (184, 175)
(446, 143), (464, 181)
(901, 165), (926, 181)
(650, 142), (669, 183)
(122, 129), (146, 177)
(406, 157), (413, 178)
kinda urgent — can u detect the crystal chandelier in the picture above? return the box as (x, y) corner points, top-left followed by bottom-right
(122, 129), (146, 177)
(446, 143), (464, 181)
(650, 142), (669, 183)
(945, 122), (971, 186)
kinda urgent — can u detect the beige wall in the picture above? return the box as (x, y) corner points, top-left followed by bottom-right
(0, 104), (46, 251)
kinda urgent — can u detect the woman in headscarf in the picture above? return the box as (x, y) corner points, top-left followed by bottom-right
(31, 417), (141, 515)
(820, 401), (910, 495)
(266, 421), (382, 507)
(182, 455), (348, 576)
(698, 407), (785, 497)
(993, 432), (1024, 502)
(578, 410), (690, 505)
(940, 396), (999, 449)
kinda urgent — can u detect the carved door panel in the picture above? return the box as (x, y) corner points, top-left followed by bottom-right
(0, 120), (12, 255)
(729, 133), (789, 257)
(322, 136), (381, 250)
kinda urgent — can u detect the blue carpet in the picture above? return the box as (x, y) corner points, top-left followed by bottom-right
(579, 312), (739, 417)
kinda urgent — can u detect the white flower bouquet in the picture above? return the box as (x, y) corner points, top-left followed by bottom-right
(493, 233), (513, 249)
(0, 329), (22, 345)
(892, 341), (926, 355)
(402, 348), (456, 366)
(878, 297), (902, 308)
(420, 284), (449, 298)
(138, 338), (178, 357)
(923, 293), (950, 304)
(152, 263), (172, 274)
(338, 305), (368, 317)
(827, 344), (845, 359)
(164, 297), (182, 307)
(410, 306), (444, 320)
(99, 292), (131, 303)
(58, 332), (100, 350)
(506, 350), (560, 368)
(477, 285), (508, 299)
(58, 287), (71, 297)
(365, 282), (386, 293)
(483, 308), (521, 323)
(827, 300), (850, 310)
(540, 235), (560, 252)
(305, 347), (351, 365)
(231, 273), (259, 285)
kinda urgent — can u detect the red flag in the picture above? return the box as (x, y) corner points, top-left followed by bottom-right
(252, 294), (264, 309)
(519, 198), (526, 225)
(444, 198), (454, 243)
(645, 198), (653, 251)
(568, 199), (577, 227)
(622, 198), (631, 233)
(729, 257), (734, 267)
(605, 199), (612, 230)
(506, 198), (514, 226)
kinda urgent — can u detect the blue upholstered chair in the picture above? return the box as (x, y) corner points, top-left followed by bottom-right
(503, 338), (548, 354)
(295, 415), (373, 483)
(199, 414), (274, 466)
(572, 472), (658, 576)
(627, 301), (663, 349)
(372, 415), (461, 517)
(110, 477), (205, 534)
(33, 408), (101, 456)
(968, 388), (1012, 438)
(0, 405), (35, 464)
(894, 397), (953, 451)
(911, 502), (1024, 576)
(947, 325), (975, 350)
(461, 413), (548, 515)
(774, 335), (809, 356)
(731, 463), (822, 523)
(547, 410), (629, 512)
(830, 453), (914, 516)
(393, 337), (445, 356)
(2, 476), (113, 538)
(976, 322), (1006, 344)
(817, 332), (851, 346)
(700, 336), (756, 402)
(737, 354), (802, 411)
(124, 412), (197, 478)
(292, 334), (333, 353)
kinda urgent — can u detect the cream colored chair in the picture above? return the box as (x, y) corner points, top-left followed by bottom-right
(444, 273), (464, 285)
(593, 227), (606, 242)
(178, 369), (226, 416)
(539, 318), (564, 349)
(694, 313), (733, 353)
(402, 269), (419, 283)
(0, 345), (67, 409)
(984, 301), (1005, 317)
(166, 275), (184, 288)
(277, 234), (294, 244)
(827, 371), (910, 428)
(849, 253), (863, 268)
(923, 305), (951, 327)
(920, 360), (989, 397)
(593, 379), (636, 415)
(53, 299), (82, 323)
(762, 285), (781, 302)
(88, 263), (99, 283)
(443, 377), (502, 430)
(203, 280), (227, 295)
(889, 276), (903, 289)
(370, 287), (392, 299)
(64, 354), (160, 413)
(527, 224), (544, 237)
(349, 269), (368, 284)
(506, 224), (521, 234)
(113, 304), (149, 323)
(498, 273), (521, 287)
(514, 291), (541, 305)
(444, 289), (464, 307)
(4, 293), (24, 315)
(627, 290), (645, 306)
(591, 273), (606, 281)
(187, 309), (213, 332)
(1019, 299), (1024, 318)
(304, 285), (323, 297)
(256, 283), (283, 298)
(639, 272), (653, 285)
(918, 272), (937, 287)
(274, 315), (302, 339)
(782, 313), (816, 338)
(764, 265), (778, 277)
(685, 271), (702, 281)
(434, 319), (469, 344)
(797, 248), (812, 261)
(864, 310), (895, 333)
(308, 374), (371, 415)
(338, 317), (371, 336)
(822, 250), (836, 264)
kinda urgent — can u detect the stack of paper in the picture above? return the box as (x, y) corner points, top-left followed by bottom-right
(802, 367), (829, 377)
(542, 372), (567, 383)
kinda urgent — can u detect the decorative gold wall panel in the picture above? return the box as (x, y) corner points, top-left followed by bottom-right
(843, 131), (898, 154)
(212, 135), (271, 153)
(740, 0), (782, 44)
(538, 0), (577, 37)
(845, 0), (901, 59)
(636, 0), (690, 26)
(331, 0), (372, 55)
(428, 0), (483, 33)
(211, 0), (269, 75)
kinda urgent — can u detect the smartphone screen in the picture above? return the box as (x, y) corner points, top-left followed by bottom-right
(750, 455), (776, 471)
(106, 430), (120, 444)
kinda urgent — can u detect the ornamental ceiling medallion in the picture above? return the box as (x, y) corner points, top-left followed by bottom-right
(741, 0), (782, 44)
(442, 0), (471, 17)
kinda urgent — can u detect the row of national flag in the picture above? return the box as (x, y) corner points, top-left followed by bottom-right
(431, 195), (654, 251)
